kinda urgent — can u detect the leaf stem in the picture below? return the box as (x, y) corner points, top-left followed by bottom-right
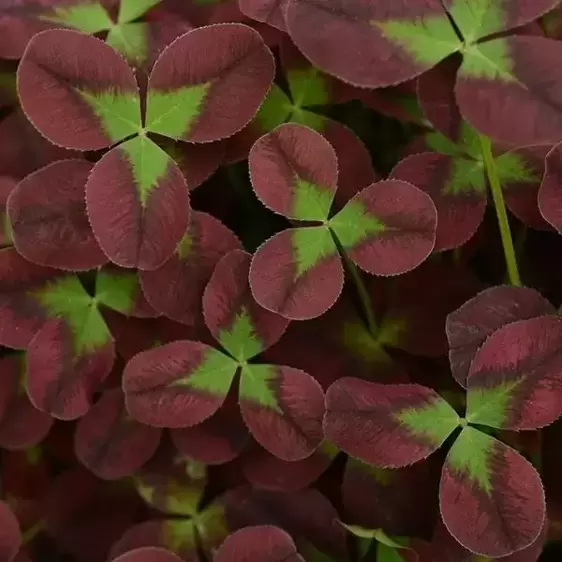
(479, 135), (522, 287)
(21, 519), (46, 545)
(339, 246), (378, 336)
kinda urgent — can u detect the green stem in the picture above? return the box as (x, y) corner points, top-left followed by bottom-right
(479, 135), (522, 287)
(339, 247), (378, 336)
(21, 519), (46, 545)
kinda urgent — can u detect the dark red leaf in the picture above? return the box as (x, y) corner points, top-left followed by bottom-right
(113, 547), (184, 562)
(285, 0), (459, 88)
(0, 354), (52, 450)
(249, 226), (343, 320)
(440, 427), (545, 557)
(204, 249), (289, 360)
(239, 0), (288, 31)
(216, 525), (304, 562)
(456, 36), (562, 146)
(390, 152), (486, 251)
(446, 285), (555, 387)
(239, 363), (325, 461)
(85, 136), (190, 271)
(539, 141), (562, 231)
(26, 316), (116, 420)
(0, 247), (59, 349)
(225, 486), (348, 561)
(0, 501), (21, 562)
(17, 29), (141, 150)
(8, 159), (107, 270)
(467, 315), (562, 430)
(123, 340), (238, 428)
(171, 386), (250, 465)
(324, 378), (459, 467)
(74, 388), (161, 480)
(140, 212), (241, 325)
(146, 23), (275, 142)
(249, 123), (338, 222)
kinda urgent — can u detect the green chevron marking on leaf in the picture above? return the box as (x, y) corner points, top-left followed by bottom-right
(176, 233), (193, 260)
(294, 179), (334, 222)
(255, 84), (292, 131)
(77, 89), (142, 142)
(218, 309), (263, 363)
(163, 519), (197, 554)
(194, 503), (228, 546)
(293, 225), (338, 278)
(39, 1), (113, 34)
(447, 0), (503, 44)
(171, 347), (238, 396)
(328, 200), (386, 250)
(445, 427), (494, 495)
(288, 68), (329, 109)
(118, 0), (162, 23)
(239, 363), (283, 413)
(95, 269), (137, 315)
(445, 157), (486, 195)
(146, 84), (211, 139)
(120, 136), (171, 207)
(34, 276), (110, 354)
(106, 23), (149, 63)
(374, 16), (461, 65)
(496, 152), (542, 185)
(394, 396), (460, 444)
(466, 378), (524, 428)
(459, 40), (517, 82)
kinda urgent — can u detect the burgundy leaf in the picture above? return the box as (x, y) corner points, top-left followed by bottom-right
(239, 364), (325, 461)
(440, 427), (545, 557)
(539, 141), (562, 231)
(26, 317), (116, 420)
(85, 137), (190, 271)
(0, 501), (20, 562)
(215, 525), (304, 562)
(0, 247), (59, 349)
(74, 388), (161, 480)
(146, 23), (275, 142)
(141, 212), (241, 325)
(249, 227), (343, 320)
(113, 547), (184, 562)
(239, 0), (288, 31)
(0, 109), (78, 179)
(203, 249), (289, 360)
(343, 457), (437, 538)
(467, 315), (562, 430)
(171, 387), (250, 465)
(17, 29), (141, 150)
(390, 152), (486, 251)
(240, 440), (335, 491)
(123, 340), (238, 428)
(225, 486), (348, 561)
(501, 145), (550, 231)
(285, 0), (459, 88)
(446, 285), (555, 387)
(319, 120), (378, 212)
(0, 354), (52, 450)
(324, 378), (459, 468)
(8, 159), (107, 270)
(249, 123), (338, 221)
(456, 36), (562, 146)
(110, 520), (198, 562)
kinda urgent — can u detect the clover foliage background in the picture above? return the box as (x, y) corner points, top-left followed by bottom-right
(5, 0), (562, 561)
